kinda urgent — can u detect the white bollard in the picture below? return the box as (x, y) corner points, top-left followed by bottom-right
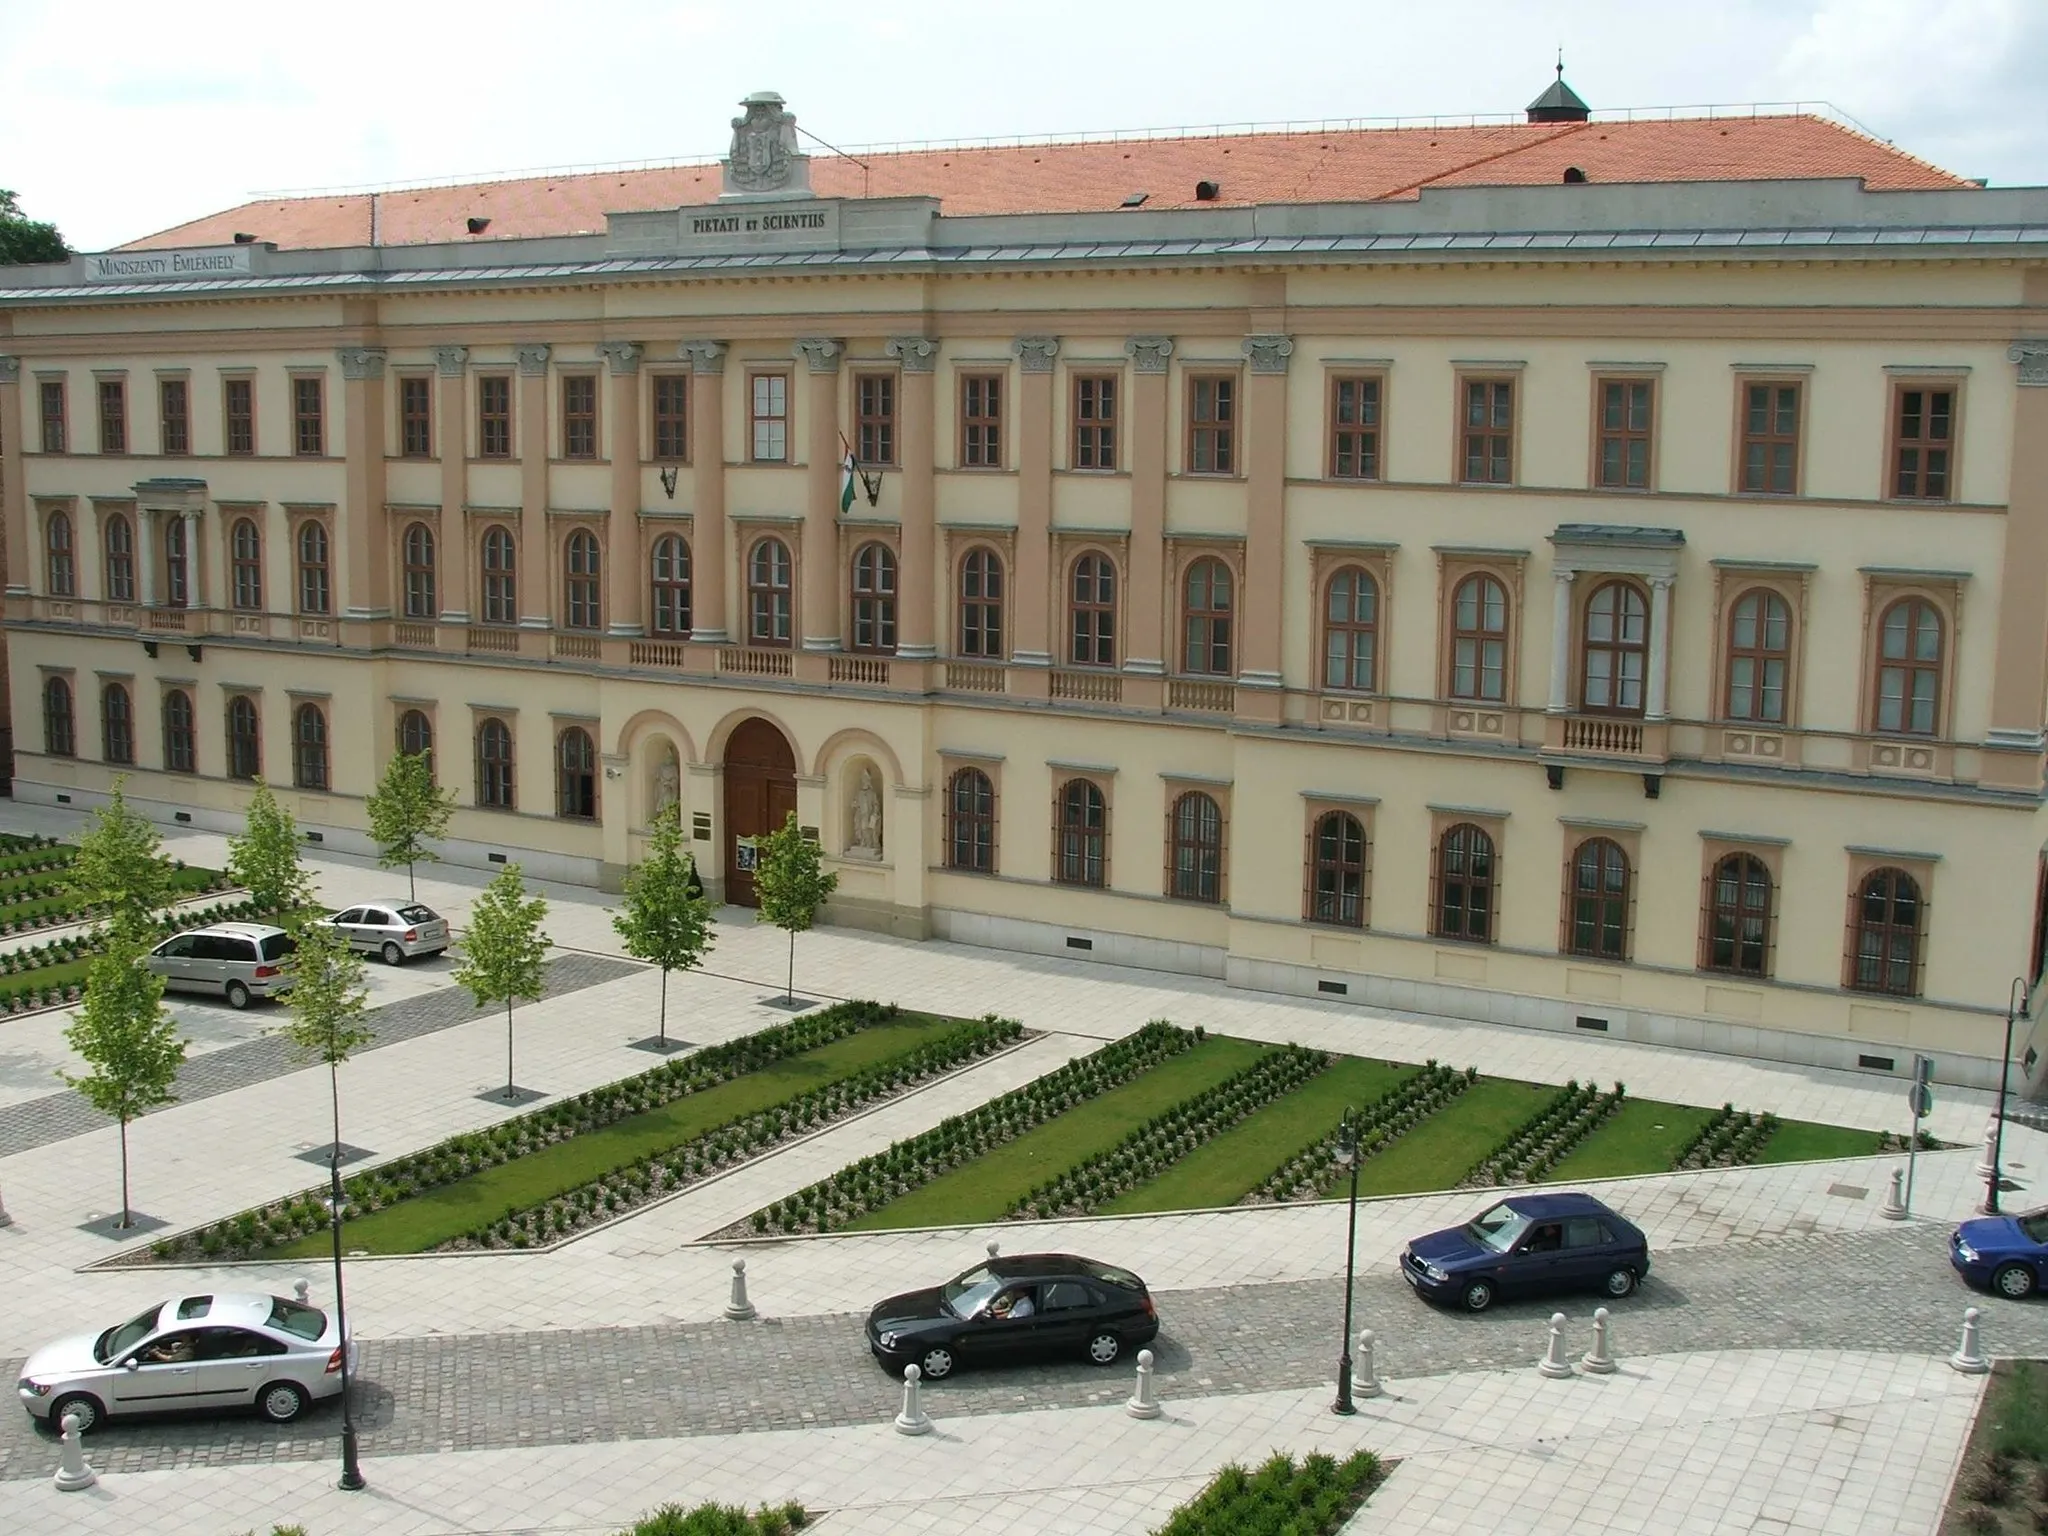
(1538, 1311), (1574, 1379)
(894, 1362), (934, 1435)
(1126, 1348), (1163, 1419)
(1581, 1307), (1617, 1374)
(0, 1179), (13, 1228)
(1950, 1306), (1989, 1375)
(986, 1239), (1000, 1262)
(724, 1257), (757, 1321)
(1878, 1167), (1908, 1221)
(1355, 1329), (1384, 1399)
(52, 1411), (96, 1492)
(293, 1278), (311, 1305)
(1975, 1121), (2000, 1178)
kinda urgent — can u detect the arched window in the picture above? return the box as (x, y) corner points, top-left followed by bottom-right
(100, 682), (134, 765)
(1182, 558), (1233, 675)
(164, 514), (190, 608)
(748, 537), (792, 647)
(945, 767), (996, 873)
(1852, 867), (1923, 996)
(650, 533), (692, 636)
(1308, 811), (1367, 927)
(1725, 589), (1790, 723)
(564, 529), (601, 630)
(959, 548), (1004, 658)
(293, 702), (329, 791)
(1706, 852), (1772, 976)
(1069, 553), (1116, 667)
(161, 688), (195, 773)
(45, 510), (75, 597)
(1055, 779), (1108, 887)
(104, 513), (135, 603)
(296, 520), (330, 615)
(1874, 598), (1943, 736)
(402, 522), (436, 621)
(850, 542), (898, 655)
(41, 676), (75, 757)
(1581, 580), (1648, 715)
(556, 726), (597, 820)
(230, 517), (262, 611)
(1168, 790), (1224, 903)
(1433, 823), (1495, 942)
(226, 695), (261, 781)
(1322, 567), (1377, 691)
(476, 717), (515, 809)
(1450, 575), (1508, 702)
(398, 708), (433, 764)
(1568, 837), (1631, 960)
(481, 525), (517, 625)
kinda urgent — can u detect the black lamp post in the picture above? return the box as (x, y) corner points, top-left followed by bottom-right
(1332, 1109), (1362, 1416)
(1983, 976), (2029, 1217)
(328, 1153), (365, 1491)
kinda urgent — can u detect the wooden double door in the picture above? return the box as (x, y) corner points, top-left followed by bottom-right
(723, 718), (797, 907)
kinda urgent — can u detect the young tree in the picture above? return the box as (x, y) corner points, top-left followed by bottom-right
(62, 936), (188, 1227)
(453, 865), (550, 1101)
(611, 803), (715, 1048)
(277, 918), (374, 1167)
(64, 776), (177, 940)
(228, 778), (318, 922)
(364, 750), (454, 902)
(0, 189), (67, 266)
(752, 812), (837, 1006)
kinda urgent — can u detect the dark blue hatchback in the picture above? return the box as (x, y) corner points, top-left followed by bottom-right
(1399, 1191), (1651, 1312)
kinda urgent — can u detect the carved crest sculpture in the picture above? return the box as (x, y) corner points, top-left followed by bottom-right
(724, 92), (804, 196)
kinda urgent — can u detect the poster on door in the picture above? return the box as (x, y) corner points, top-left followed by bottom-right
(733, 836), (760, 872)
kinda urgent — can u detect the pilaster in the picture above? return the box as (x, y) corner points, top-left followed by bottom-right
(339, 346), (390, 620)
(682, 341), (729, 643)
(1239, 334), (1292, 707)
(1012, 336), (1059, 674)
(1548, 569), (1577, 713)
(435, 347), (470, 623)
(796, 338), (843, 651)
(600, 342), (645, 636)
(515, 343), (551, 629)
(0, 354), (23, 597)
(1983, 339), (2048, 788)
(1645, 575), (1674, 722)
(1123, 336), (1174, 679)
(887, 336), (938, 658)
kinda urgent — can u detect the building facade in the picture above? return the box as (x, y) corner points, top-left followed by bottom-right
(5, 90), (2048, 1094)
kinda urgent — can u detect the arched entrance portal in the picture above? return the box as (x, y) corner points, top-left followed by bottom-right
(723, 718), (798, 907)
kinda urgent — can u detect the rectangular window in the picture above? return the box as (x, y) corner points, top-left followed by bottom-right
(1328, 374), (1381, 480)
(1595, 378), (1653, 490)
(855, 372), (896, 466)
(39, 379), (66, 453)
(1890, 385), (1955, 500)
(224, 377), (254, 456)
(292, 375), (324, 456)
(399, 376), (432, 458)
(652, 374), (688, 460)
(1187, 374), (1235, 475)
(960, 373), (1002, 468)
(1460, 378), (1514, 484)
(1739, 381), (1801, 495)
(750, 372), (789, 462)
(159, 379), (189, 457)
(98, 379), (127, 455)
(561, 375), (597, 459)
(1073, 373), (1118, 470)
(478, 376), (512, 459)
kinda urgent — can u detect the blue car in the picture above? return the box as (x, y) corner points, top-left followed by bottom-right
(1399, 1191), (1651, 1312)
(1950, 1206), (2048, 1299)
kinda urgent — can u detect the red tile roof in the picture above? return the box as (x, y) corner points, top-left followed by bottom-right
(121, 114), (1970, 253)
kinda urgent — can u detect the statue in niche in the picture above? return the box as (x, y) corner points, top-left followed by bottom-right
(653, 748), (681, 819)
(848, 766), (883, 859)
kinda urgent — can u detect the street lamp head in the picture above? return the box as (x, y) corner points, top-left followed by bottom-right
(1333, 1110), (1359, 1167)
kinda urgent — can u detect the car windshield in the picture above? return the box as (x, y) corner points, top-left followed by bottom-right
(2017, 1207), (2048, 1243)
(939, 1265), (1005, 1318)
(1466, 1202), (1532, 1253)
(398, 905), (438, 924)
(96, 1303), (165, 1364)
(266, 1296), (327, 1340)
(259, 932), (297, 962)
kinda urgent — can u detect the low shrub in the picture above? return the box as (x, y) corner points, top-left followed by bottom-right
(1249, 1062), (1475, 1202)
(1153, 1450), (1384, 1536)
(1464, 1079), (1627, 1187)
(619, 1501), (807, 1534)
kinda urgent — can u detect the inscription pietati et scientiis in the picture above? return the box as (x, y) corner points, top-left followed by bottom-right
(688, 210), (831, 235)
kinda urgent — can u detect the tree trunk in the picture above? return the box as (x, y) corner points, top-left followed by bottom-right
(118, 1116), (132, 1228)
(329, 1059), (343, 1168)
(658, 966), (668, 1045)
(505, 1000), (516, 1100)
(786, 929), (796, 1005)
(407, 859), (417, 903)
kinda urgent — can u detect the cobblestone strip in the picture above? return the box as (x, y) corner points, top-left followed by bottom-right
(0, 954), (640, 1158)
(3, 1222), (2041, 1480)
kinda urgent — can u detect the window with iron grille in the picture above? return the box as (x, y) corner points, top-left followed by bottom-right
(1433, 823), (1495, 941)
(402, 522), (436, 620)
(226, 695), (261, 781)
(562, 375), (598, 459)
(1322, 567), (1377, 691)
(749, 537), (793, 646)
(230, 518), (262, 610)
(650, 533), (692, 635)
(1187, 375), (1235, 475)
(159, 378), (190, 457)
(1739, 382), (1800, 494)
(296, 521), (331, 614)
(42, 676), (74, 757)
(960, 374), (1002, 467)
(1182, 558), (1232, 675)
(293, 702), (329, 791)
(945, 767), (996, 873)
(958, 548), (1004, 658)
(398, 708), (433, 764)
(1329, 375), (1380, 480)
(478, 376), (512, 459)
(1073, 374), (1117, 470)
(476, 718), (515, 809)
(101, 683), (133, 766)
(1874, 598), (1942, 736)
(39, 379), (66, 453)
(292, 376), (324, 456)
(653, 374), (688, 461)
(1168, 791), (1224, 904)
(1069, 553), (1116, 666)
(1594, 379), (1652, 489)
(1460, 379), (1513, 484)
(1704, 852), (1772, 976)
(564, 529), (602, 630)
(1449, 574), (1508, 702)
(850, 542), (897, 654)
(856, 373), (896, 466)
(98, 379), (127, 455)
(399, 376), (432, 458)
(1850, 868), (1923, 996)
(223, 377), (254, 456)
(1308, 811), (1367, 927)
(44, 510), (74, 596)
(556, 727), (597, 819)
(1567, 838), (1631, 960)
(162, 689), (195, 773)
(481, 526), (517, 624)
(1055, 779), (1108, 888)
(104, 514), (135, 603)
(1890, 386), (1954, 500)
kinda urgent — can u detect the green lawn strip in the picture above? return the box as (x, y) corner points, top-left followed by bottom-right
(0, 955), (92, 993)
(1331, 1077), (1555, 1198)
(843, 1035), (1270, 1231)
(1101, 1057), (1418, 1215)
(1539, 1099), (1720, 1183)
(267, 1015), (972, 1256)
(1750, 1118), (1883, 1164)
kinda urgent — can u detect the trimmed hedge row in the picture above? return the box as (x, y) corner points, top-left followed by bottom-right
(1673, 1104), (1782, 1169)
(1249, 1062), (1474, 1203)
(621, 1502), (809, 1535)
(1012, 1043), (1330, 1218)
(1464, 1079), (1627, 1187)
(0, 891), (267, 1016)
(1154, 1451), (1386, 1536)
(0, 859), (231, 938)
(0, 833), (62, 854)
(753, 1019), (1197, 1236)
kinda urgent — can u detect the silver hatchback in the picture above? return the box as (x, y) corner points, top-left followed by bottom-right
(144, 923), (296, 1009)
(324, 899), (450, 965)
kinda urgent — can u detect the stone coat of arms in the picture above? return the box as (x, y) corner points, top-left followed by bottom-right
(726, 92), (802, 194)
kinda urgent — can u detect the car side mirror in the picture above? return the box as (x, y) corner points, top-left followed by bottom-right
(123, 1358), (140, 1371)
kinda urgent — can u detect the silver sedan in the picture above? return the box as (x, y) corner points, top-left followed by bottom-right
(16, 1291), (355, 1431)
(323, 900), (452, 965)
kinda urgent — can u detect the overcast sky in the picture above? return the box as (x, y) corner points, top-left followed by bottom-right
(4, 0), (2044, 252)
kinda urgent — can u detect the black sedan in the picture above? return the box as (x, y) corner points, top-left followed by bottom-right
(1399, 1191), (1651, 1312)
(866, 1252), (1160, 1379)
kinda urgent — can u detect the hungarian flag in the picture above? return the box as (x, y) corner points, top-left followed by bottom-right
(840, 443), (859, 513)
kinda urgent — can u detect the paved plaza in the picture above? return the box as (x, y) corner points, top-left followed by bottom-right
(0, 801), (2040, 1534)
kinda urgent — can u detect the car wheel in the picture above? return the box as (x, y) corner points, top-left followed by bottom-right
(1992, 1262), (2038, 1300)
(915, 1346), (954, 1381)
(256, 1381), (307, 1424)
(225, 980), (252, 1010)
(1461, 1279), (1496, 1313)
(381, 941), (405, 967)
(49, 1393), (103, 1435)
(1086, 1331), (1122, 1366)
(1603, 1267), (1638, 1299)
